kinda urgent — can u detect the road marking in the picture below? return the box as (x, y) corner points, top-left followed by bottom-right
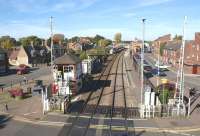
(96, 115), (104, 136)
(48, 112), (147, 121)
(13, 116), (71, 127)
(165, 130), (197, 136)
(23, 112), (37, 116)
(90, 125), (200, 134)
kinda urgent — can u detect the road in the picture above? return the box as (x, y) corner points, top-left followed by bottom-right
(1, 117), (200, 136)
(144, 53), (200, 89)
(0, 119), (61, 136)
(0, 67), (51, 88)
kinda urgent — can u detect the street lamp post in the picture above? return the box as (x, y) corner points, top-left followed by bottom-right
(141, 19), (146, 106)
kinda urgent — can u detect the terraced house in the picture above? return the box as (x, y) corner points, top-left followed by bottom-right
(163, 33), (200, 74)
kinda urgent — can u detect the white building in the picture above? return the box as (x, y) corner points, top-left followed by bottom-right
(53, 54), (83, 95)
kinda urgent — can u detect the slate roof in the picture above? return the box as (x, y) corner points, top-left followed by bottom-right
(163, 41), (182, 51)
(155, 34), (171, 42)
(54, 54), (81, 65)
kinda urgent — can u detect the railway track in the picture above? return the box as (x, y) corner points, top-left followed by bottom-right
(121, 55), (129, 135)
(64, 53), (120, 136)
(109, 52), (122, 136)
(81, 53), (123, 136)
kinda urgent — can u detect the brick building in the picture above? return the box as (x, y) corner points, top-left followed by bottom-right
(152, 34), (171, 58)
(163, 40), (182, 66)
(184, 33), (200, 74)
(131, 40), (142, 54)
(163, 33), (200, 74)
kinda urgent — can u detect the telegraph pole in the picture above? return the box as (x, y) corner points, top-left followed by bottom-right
(50, 16), (54, 72)
(178, 16), (187, 115)
(141, 19), (146, 106)
(180, 16), (187, 104)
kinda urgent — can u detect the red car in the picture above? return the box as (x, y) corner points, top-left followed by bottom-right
(17, 64), (29, 75)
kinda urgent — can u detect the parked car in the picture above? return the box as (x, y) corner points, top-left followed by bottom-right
(155, 61), (170, 70)
(16, 64), (29, 75)
(144, 65), (152, 72)
(151, 68), (166, 77)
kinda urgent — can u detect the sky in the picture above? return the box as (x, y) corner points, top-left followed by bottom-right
(0, 0), (199, 40)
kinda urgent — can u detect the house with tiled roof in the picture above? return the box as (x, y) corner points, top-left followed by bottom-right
(9, 46), (29, 66)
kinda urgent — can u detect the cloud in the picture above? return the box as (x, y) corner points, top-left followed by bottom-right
(123, 12), (136, 17)
(0, 23), (50, 39)
(138, 0), (174, 7)
(6, 0), (99, 13)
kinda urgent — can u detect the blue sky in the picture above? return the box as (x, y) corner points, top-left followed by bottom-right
(0, 0), (199, 40)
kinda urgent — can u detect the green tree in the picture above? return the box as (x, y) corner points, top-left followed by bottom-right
(68, 36), (79, 43)
(160, 43), (166, 56)
(79, 51), (88, 60)
(98, 39), (112, 47)
(19, 36), (43, 46)
(0, 36), (16, 49)
(92, 35), (105, 45)
(173, 34), (182, 41)
(114, 33), (122, 44)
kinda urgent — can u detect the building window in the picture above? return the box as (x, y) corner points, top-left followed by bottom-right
(64, 66), (73, 72)
(192, 54), (195, 57)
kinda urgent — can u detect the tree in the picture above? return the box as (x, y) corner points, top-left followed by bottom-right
(0, 36), (16, 49)
(92, 35), (105, 45)
(173, 34), (182, 41)
(68, 36), (79, 43)
(114, 33), (122, 44)
(79, 51), (88, 60)
(19, 36), (43, 46)
(160, 43), (166, 56)
(98, 39), (112, 47)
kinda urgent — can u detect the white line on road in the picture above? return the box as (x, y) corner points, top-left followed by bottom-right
(23, 112), (37, 116)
